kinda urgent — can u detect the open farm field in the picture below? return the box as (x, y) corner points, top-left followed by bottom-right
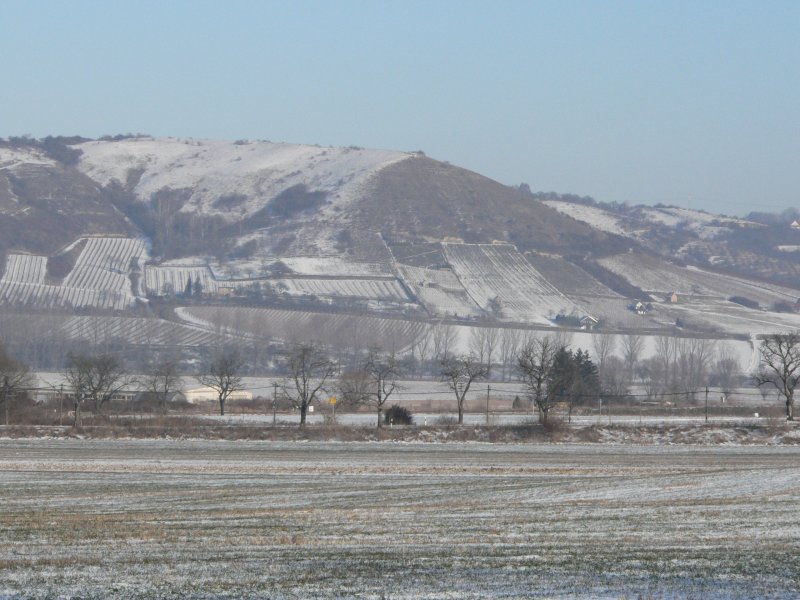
(0, 440), (798, 599)
(444, 243), (581, 323)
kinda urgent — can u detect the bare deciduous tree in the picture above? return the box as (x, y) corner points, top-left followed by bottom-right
(714, 344), (741, 397)
(516, 336), (562, 424)
(600, 356), (629, 399)
(0, 343), (32, 426)
(198, 349), (245, 416)
(142, 356), (182, 414)
(337, 369), (371, 410)
(432, 322), (457, 362)
(469, 327), (499, 379)
(410, 325), (432, 378)
(754, 333), (800, 421)
(676, 338), (717, 393)
(591, 334), (616, 376)
(654, 335), (678, 397)
(364, 348), (402, 428)
(621, 334), (644, 386)
(284, 343), (336, 427)
(499, 329), (522, 381)
(440, 353), (488, 425)
(64, 352), (131, 426)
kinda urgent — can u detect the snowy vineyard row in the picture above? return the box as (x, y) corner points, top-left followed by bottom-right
(443, 243), (582, 324)
(181, 306), (425, 351)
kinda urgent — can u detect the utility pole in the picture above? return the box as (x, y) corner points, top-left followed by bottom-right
(272, 382), (278, 426)
(59, 384), (64, 426)
(3, 376), (9, 427)
(486, 384), (490, 425)
(705, 386), (709, 423)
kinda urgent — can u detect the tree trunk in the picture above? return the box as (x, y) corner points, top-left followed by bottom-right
(219, 397), (225, 416)
(73, 401), (80, 428)
(458, 396), (464, 425)
(787, 395), (794, 421)
(377, 407), (383, 428)
(299, 404), (307, 428)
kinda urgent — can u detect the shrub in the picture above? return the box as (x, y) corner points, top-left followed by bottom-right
(729, 296), (759, 309)
(384, 404), (413, 426)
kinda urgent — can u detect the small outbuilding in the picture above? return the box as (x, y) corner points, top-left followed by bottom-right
(184, 386), (253, 403)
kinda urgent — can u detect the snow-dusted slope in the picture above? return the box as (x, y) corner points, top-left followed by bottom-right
(77, 137), (411, 220)
(0, 146), (57, 171)
(542, 201), (626, 235)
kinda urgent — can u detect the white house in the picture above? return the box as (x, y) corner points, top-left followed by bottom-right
(184, 386), (253, 403)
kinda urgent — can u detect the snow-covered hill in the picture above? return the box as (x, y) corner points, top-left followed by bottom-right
(77, 137), (411, 221)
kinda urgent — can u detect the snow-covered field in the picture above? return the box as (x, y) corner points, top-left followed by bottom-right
(0, 439), (797, 599)
(444, 244), (581, 324)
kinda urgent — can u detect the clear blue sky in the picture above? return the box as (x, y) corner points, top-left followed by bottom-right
(1, 0), (797, 215)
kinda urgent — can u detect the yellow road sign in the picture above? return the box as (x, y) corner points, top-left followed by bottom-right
(329, 396), (337, 405)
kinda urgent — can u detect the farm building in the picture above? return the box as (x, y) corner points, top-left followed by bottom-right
(579, 315), (599, 330)
(184, 386), (253, 403)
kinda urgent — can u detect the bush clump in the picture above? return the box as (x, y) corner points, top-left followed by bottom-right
(384, 404), (413, 426)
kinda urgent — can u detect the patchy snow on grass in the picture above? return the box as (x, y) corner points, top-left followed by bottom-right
(1, 440), (798, 599)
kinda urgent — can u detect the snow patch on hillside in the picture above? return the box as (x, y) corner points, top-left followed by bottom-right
(0, 146), (56, 170)
(542, 201), (626, 235)
(76, 137), (411, 221)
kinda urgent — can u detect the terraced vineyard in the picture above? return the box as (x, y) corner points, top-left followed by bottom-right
(444, 243), (582, 324)
(397, 264), (481, 316)
(144, 263), (219, 296)
(0, 237), (147, 310)
(599, 253), (799, 304)
(180, 306), (425, 350)
(274, 277), (410, 301)
(0, 281), (131, 310)
(63, 237), (146, 292)
(57, 315), (227, 346)
(1, 253), (47, 284)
